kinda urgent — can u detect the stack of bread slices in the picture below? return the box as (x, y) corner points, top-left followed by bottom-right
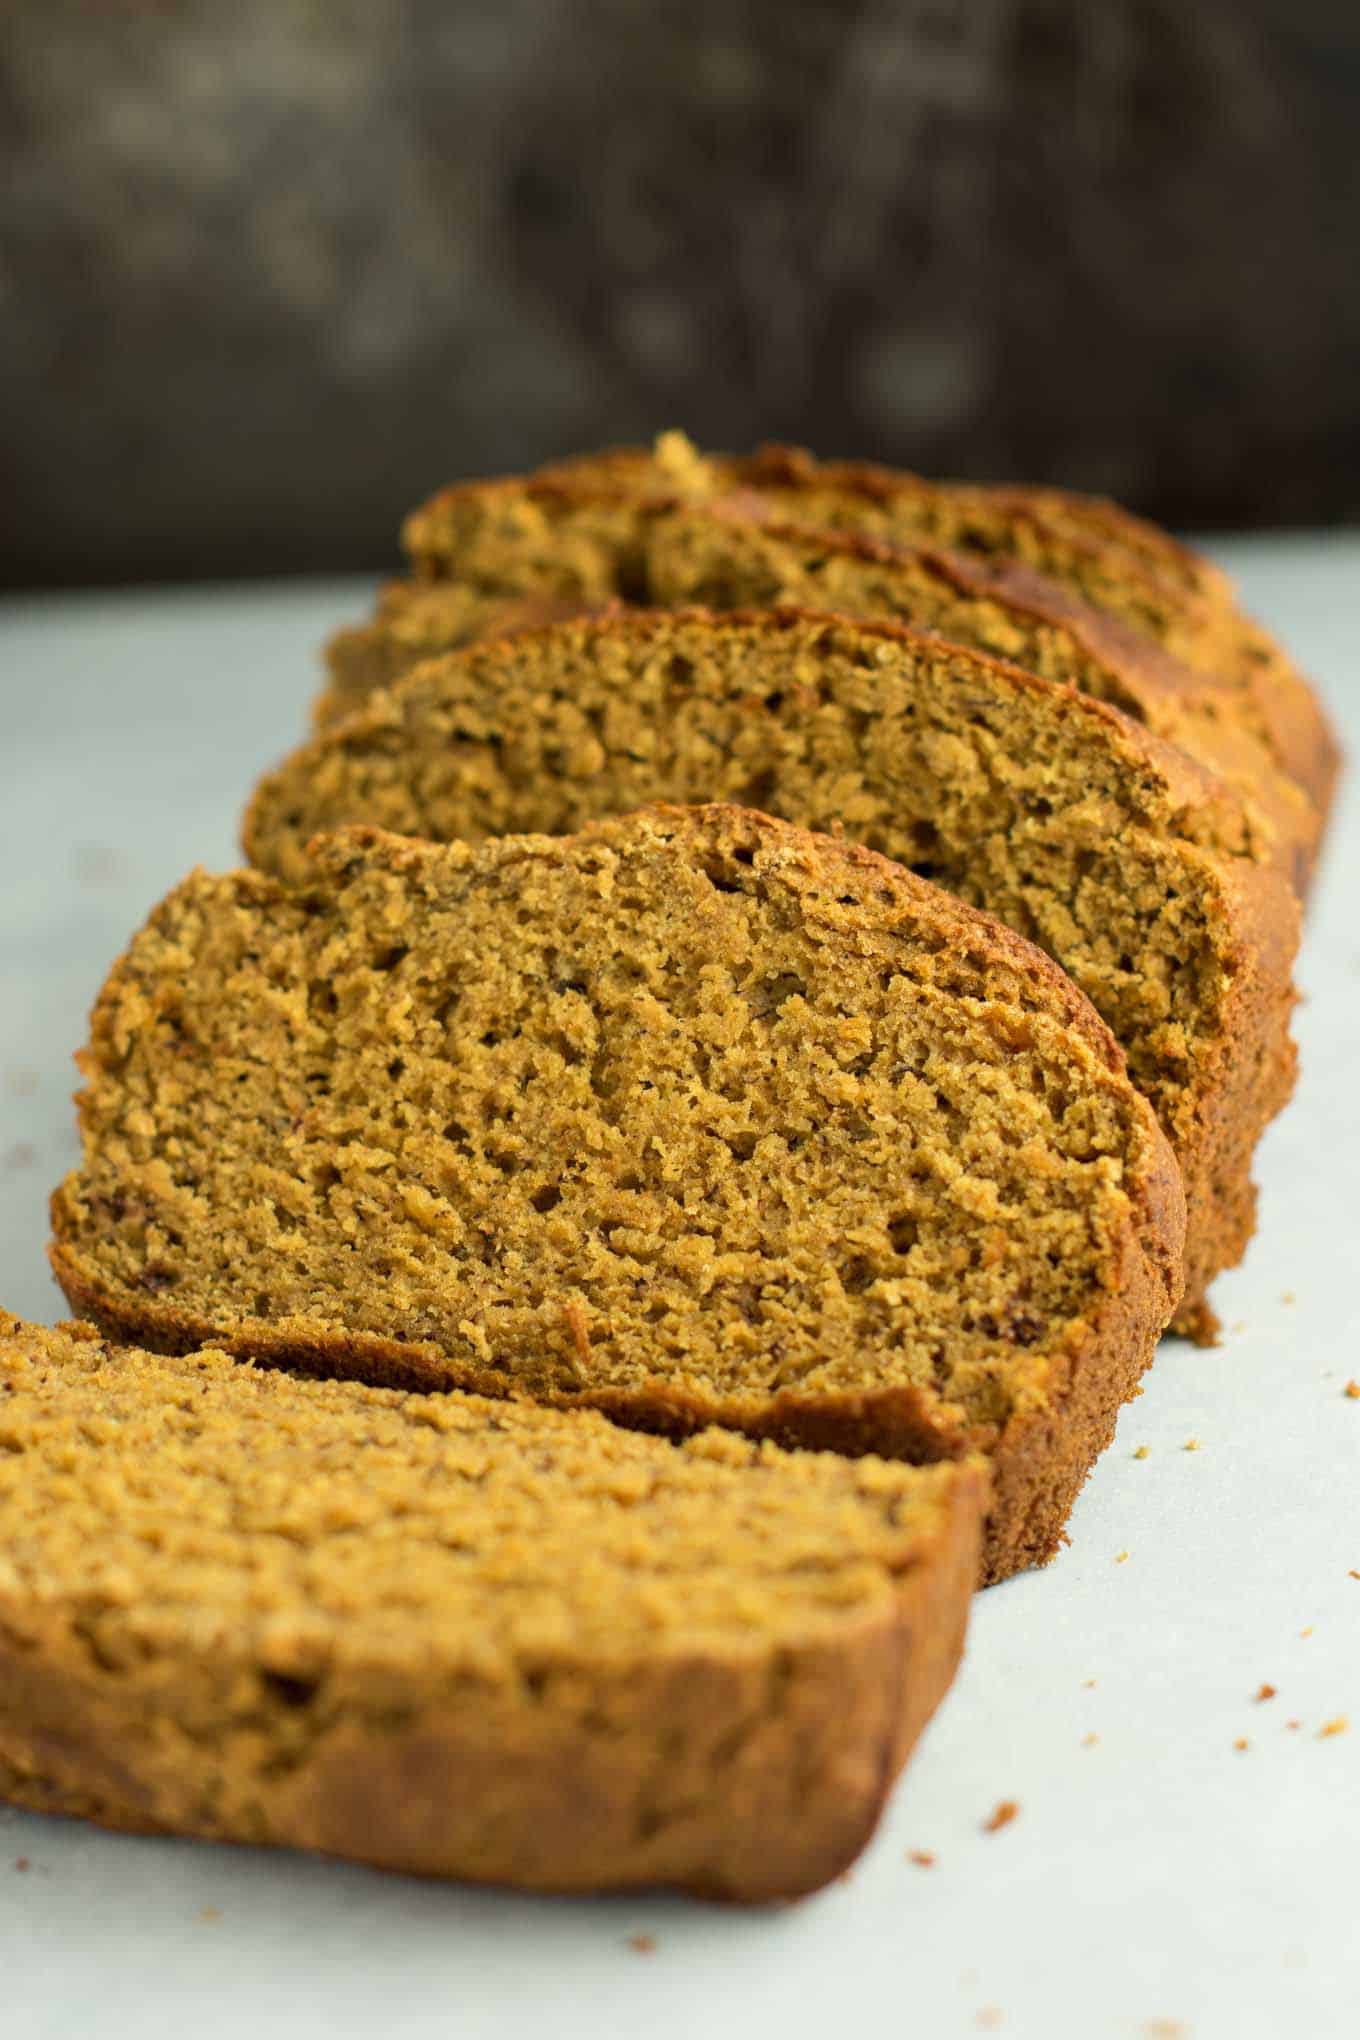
(9, 436), (1337, 1901)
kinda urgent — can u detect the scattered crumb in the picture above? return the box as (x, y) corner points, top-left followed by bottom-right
(198, 1906), (221, 1924)
(14, 1858), (29, 1873)
(1143, 2022), (1187, 2039)
(1082, 1678), (1097, 1689)
(1281, 1291), (1296, 1305)
(1233, 1738), (1250, 1752)
(1115, 1550), (1129, 1564)
(1255, 1683), (1277, 1702)
(1319, 1718), (1348, 1739)
(1344, 1382), (1360, 1400)
(2, 1143), (36, 1173)
(627, 1934), (657, 1955)
(976, 2011), (1003, 2032)
(982, 1800), (1019, 1834)
(907, 1849), (936, 1868)
(1183, 1438), (1201, 1452)
(1300, 1627), (1314, 1639)
(1133, 1445), (1150, 1459)
(1081, 1732), (1100, 1748)
(1350, 1571), (1360, 1582)
(1287, 1720), (1301, 1732)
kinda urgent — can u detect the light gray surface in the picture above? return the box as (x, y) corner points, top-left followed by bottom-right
(1, 543), (1357, 2040)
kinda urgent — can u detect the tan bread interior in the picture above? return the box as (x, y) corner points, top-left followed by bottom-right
(59, 817), (1152, 1435)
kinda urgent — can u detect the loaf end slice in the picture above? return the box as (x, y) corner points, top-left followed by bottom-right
(0, 1313), (984, 1900)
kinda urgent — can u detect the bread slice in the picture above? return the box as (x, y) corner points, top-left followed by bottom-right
(0, 1312), (985, 1900)
(397, 435), (1340, 832)
(320, 507), (1318, 891)
(247, 612), (1293, 1336)
(50, 808), (1184, 1583)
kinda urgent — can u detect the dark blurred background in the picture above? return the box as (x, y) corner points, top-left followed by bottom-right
(2, 0), (1357, 590)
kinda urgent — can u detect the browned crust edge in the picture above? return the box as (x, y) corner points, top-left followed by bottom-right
(0, 1449), (985, 1902)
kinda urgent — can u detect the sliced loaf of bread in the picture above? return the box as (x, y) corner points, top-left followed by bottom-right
(247, 612), (1293, 1336)
(0, 1312), (984, 1900)
(51, 807), (1183, 1583)
(396, 435), (1340, 832)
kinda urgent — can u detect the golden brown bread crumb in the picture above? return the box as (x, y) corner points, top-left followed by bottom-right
(0, 1311), (985, 1902)
(51, 807), (1183, 1587)
(1343, 1381), (1360, 1400)
(396, 435), (1342, 848)
(982, 1800), (1019, 1833)
(249, 607), (1298, 1337)
(907, 1849), (937, 1867)
(1234, 1738), (1250, 1751)
(1255, 1683), (1277, 1702)
(1318, 1719), (1348, 1739)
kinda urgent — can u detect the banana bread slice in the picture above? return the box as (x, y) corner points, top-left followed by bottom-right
(51, 808), (1184, 1583)
(395, 436), (1340, 835)
(0, 1312), (984, 1900)
(247, 612), (1294, 1337)
(320, 506), (1318, 891)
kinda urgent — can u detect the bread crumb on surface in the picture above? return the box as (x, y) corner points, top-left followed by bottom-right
(976, 2010), (1003, 2031)
(1350, 1571), (1360, 1582)
(1081, 1732), (1100, 1748)
(628, 1934), (657, 1955)
(1287, 1720), (1302, 1732)
(14, 1858), (29, 1873)
(982, 1800), (1019, 1834)
(907, 1849), (937, 1867)
(1143, 2022), (1188, 2039)
(1183, 1438), (1201, 1452)
(1300, 1627), (1314, 1638)
(1344, 1381), (1360, 1400)
(1233, 1737), (1250, 1752)
(1133, 1445), (1150, 1459)
(1082, 1678), (1097, 1688)
(1319, 1718), (1348, 1739)
(198, 1906), (221, 1924)
(1115, 1550), (1129, 1563)
(1255, 1683), (1277, 1702)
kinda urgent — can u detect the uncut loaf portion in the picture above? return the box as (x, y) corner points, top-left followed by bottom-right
(248, 611), (1296, 1338)
(322, 505), (1317, 890)
(0, 1314), (985, 1901)
(50, 808), (1184, 1584)
(393, 433), (1340, 838)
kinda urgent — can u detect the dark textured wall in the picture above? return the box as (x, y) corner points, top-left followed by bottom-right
(2, 0), (1357, 588)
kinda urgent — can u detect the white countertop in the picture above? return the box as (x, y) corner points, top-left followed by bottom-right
(1, 536), (1358, 2040)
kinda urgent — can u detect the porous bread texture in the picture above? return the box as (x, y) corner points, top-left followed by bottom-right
(0, 1312), (985, 1900)
(322, 507), (1318, 891)
(248, 610), (1295, 1336)
(396, 433), (1340, 832)
(51, 807), (1184, 1584)
(645, 511), (1321, 891)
